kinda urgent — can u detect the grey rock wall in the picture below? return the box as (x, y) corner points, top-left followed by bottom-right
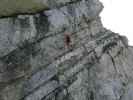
(0, 0), (133, 100)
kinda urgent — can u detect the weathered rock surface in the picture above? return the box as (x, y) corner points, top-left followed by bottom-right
(0, 0), (77, 17)
(0, 0), (133, 100)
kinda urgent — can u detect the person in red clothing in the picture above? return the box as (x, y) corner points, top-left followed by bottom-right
(64, 32), (72, 49)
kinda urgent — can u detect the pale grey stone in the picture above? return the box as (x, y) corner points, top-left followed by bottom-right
(0, 0), (133, 100)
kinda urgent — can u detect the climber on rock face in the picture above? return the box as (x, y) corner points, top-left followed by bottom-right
(64, 32), (72, 49)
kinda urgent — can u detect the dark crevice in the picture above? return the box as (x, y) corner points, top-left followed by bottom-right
(119, 82), (129, 100)
(107, 52), (118, 73)
(41, 76), (77, 100)
(90, 91), (94, 100)
(34, 12), (49, 40)
(114, 47), (124, 58)
(102, 42), (117, 54)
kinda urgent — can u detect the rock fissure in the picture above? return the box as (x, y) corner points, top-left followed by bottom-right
(0, 0), (133, 100)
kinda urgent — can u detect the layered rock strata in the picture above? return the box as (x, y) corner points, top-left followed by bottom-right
(0, 0), (133, 100)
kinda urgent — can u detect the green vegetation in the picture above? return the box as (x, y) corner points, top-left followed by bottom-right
(0, 0), (48, 17)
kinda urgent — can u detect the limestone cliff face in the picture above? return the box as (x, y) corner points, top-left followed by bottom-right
(0, 0), (133, 100)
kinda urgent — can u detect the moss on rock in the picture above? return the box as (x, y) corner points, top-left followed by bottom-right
(0, 0), (48, 17)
